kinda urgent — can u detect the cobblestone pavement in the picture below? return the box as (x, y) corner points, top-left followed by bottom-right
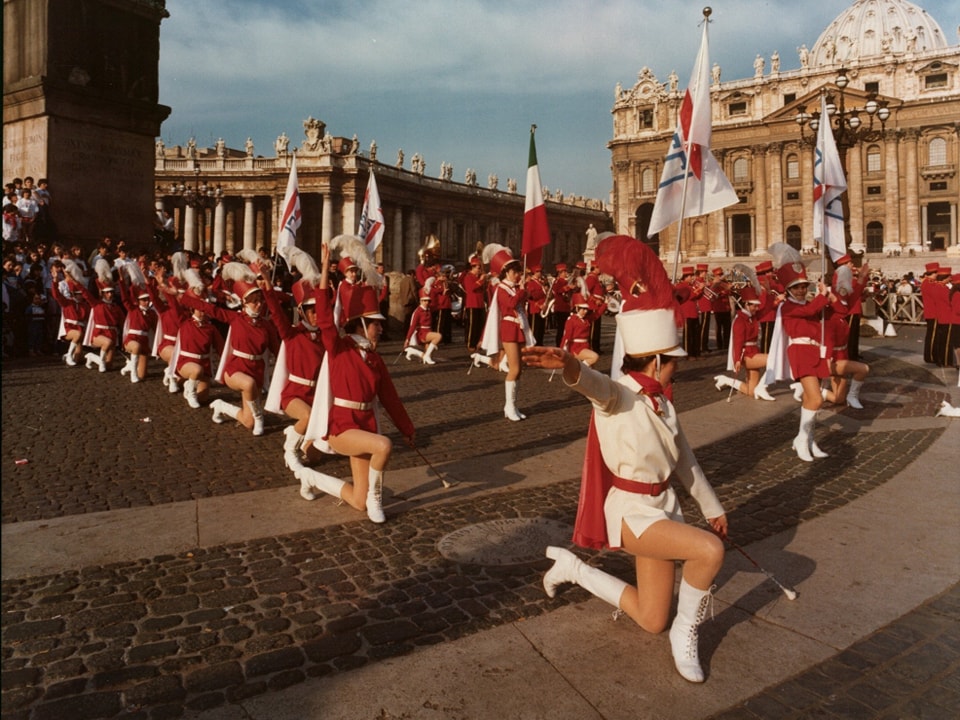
(2, 324), (957, 719)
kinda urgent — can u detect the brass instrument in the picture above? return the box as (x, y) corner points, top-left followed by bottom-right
(418, 234), (442, 265)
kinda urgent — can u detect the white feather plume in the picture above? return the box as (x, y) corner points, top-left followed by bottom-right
(482, 243), (509, 266)
(278, 245), (320, 285)
(94, 258), (113, 285)
(63, 259), (86, 286)
(834, 264), (854, 298)
(220, 261), (257, 285)
(767, 242), (803, 271)
(235, 248), (260, 265)
(184, 268), (205, 291)
(329, 234), (381, 290)
(731, 263), (761, 295)
(124, 261), (148, 289)
(423, 276), (436, 292)
(171, 252), (190, 280)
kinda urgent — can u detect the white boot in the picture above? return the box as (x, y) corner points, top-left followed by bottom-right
(504, 380), (523, 422)
(166, 367), (179, 393)
(471, 353), (491, 368)
(183, 379), (200, 409)
(98, 349), (108, 373)
(366, 469), (386, 523)
(498, 355), (510, 373)
(846, 379), (864, 409)
(669, 579), (714, 683)
(283, 425), (304, 471)
(119, 355), (133, 377)
(64, 341), (79, 366)
(295, 466), (346, 502)
(422, 343), (438, 365)
(713, 375), (740, 392)
(211, 399), (240, 424)
(404, 346), (423, 362)
(753, 383), (775, 401)
(84, 351), (102, 370)
(128, 354), (141, 383)
(792, 407), (816, 462)
(543, 546), (627, 608)
(790, 382), (803, 402)
(246, 399), (265, 436)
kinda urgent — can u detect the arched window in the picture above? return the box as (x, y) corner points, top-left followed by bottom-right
(786, 225), (802, 251)
(928, 137), (947, 166)
(733, 157), (749, 183)
(642, 167), (655, 194)
(866, 221), (883, 253)
(866, 144), (882, 173)
(786, 153), (800, 180)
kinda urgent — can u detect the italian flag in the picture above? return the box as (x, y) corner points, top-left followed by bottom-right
(522, 126), (550, 267)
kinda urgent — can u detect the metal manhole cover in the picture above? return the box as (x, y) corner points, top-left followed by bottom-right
(437, 518), (573, 566)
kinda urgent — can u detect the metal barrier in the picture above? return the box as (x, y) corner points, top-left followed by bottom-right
(876, 294), (925, 325)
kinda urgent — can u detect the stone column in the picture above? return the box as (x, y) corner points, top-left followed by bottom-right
(243, 197), (256, 252)
(800, 146), (815, 252)
(213, 201), (226, 255)
(766, 143), (784, 249)
(948, 203), (958, 256)
(225, 204), (236, 254)
(322, 193), (334, 245)
(846, 144), (864, 254)
(902, 129), (920, 252)
(391, 206), (404, 272)
(183, 204), (197, 252)
(752, 144), (768, 254)
(884, 130), (902, 253)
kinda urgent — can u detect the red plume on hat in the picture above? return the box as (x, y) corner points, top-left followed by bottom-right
(594, 235), (675, 314)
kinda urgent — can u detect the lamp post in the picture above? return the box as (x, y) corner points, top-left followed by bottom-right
(171, 167), (224, 253)
(795, 68), (890, 256)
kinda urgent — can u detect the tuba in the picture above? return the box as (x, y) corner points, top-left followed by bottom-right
(418, 234), (442, 265)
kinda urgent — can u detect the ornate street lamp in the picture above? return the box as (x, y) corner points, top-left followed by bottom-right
(795, 68), (891, 253)
(172, 167), (223, 209)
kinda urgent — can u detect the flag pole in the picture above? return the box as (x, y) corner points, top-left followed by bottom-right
(817, 94), (828, 357)
(272, 150), (296, 286)
(671, 7), (712, 284)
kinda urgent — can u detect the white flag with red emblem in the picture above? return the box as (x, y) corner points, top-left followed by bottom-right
(813, 93), (848, 262)
(648, 18), (737, 238)
(358, 170), (385, 254)
(276, 155), (301, 249)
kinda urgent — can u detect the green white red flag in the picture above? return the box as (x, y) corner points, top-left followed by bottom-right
(522, 126), (550, 267)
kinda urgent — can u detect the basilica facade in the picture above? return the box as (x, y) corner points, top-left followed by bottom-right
(610, 0), (959, 265)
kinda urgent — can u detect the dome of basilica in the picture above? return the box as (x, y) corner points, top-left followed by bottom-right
(810, 0), (949, 67)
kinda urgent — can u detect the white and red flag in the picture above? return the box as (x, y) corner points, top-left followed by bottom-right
(358, 169), (385, 254)
(647, 17), (737, 239)
(521, 126), (550, 268)
(276, 154), (301, 249)
(813, 93), (848, 262)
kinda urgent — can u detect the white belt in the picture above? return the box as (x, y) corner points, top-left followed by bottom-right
(789, 337), (820, 346)
(744, 341), (758, 346)
(233, 350), (263, 360)
(64, 319), (85, 326)
(94, 324), (117, 330)
(179, 351), (206, 359)
(163, 334), (177, 341)
(333, 398), (372, 411)
(503, 315), (521, 324)
(571, 338), (589, 344)
(129, 329), (148, 337)
(289, 374), (317, 388)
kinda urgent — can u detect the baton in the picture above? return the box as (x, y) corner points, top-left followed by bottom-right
(711, 529), (797, 601)
(411, 445), (453, 488)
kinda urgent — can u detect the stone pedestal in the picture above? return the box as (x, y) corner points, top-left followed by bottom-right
(3, 0), (170, 248)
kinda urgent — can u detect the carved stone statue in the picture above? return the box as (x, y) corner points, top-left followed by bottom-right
(275, 132), (289, 156)
(350, 134), (359, 154)
(881, 33), (892, 54)
(186, 137), (197, 159)
(155, 139), (165, 158)
(712, 63), (721, 85)
(321, 132), (333, 152)
(302, 116), (326, 153)
(245, 137), (254, 156)
(507, 178), (517, 193)
(585, 223), (598, 251)
(369, 140), (377, 162)
(798, 44), (809, 69)
(487, 174), (498, 190)
(770, 51), (780, 74)
(754, 54), (764, 77)
(396, 149), (404, 168)
(668, 70), (679, 93)
(215, 137), (226, 158)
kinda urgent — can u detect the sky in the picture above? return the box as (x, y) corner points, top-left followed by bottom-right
(157, 0), (956, 203)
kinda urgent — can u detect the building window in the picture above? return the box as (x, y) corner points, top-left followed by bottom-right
(786, 154), (799, 180)
(865, 81), (879, 94)
(928, 137), (947, 166)
(866, 144), (881, 173)
(638, 108), (654, 130)
(866, 222), (883, 253)
(931, 181), (947, 191)
(733, 157), (749, 182)
(728, 101), (747, 116)
(867, 186), (882, 195)
(786, 191), (800, 201)
(641, 167), (655, 194)
(783, 92), (796, 105)
(786, 225), (802, 252)
(925, 73), (947, 89)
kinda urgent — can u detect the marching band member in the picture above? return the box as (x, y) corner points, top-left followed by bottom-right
(462, 255), (488, 353)
(765, 243), (836, 462)
(405, 287), (442, 364)
(332, 256), (360, 329)
(930, 265), (953, 368)
(478, 244), (535, 421)
(755, 260), (780, 354)
(695, 263), (713, 354)
(674, 266), (703, 358)
(714, 273), (774, 400)
(920, 262), (940, 364)
(525, 265), (548, 347)
(264, 245), (327, 471)
(151, 254), (190, 393)
(117, 262), (158, 384)
(164, 270), (223, 409)
(431, 265), (455, 345)
(551, 263), (574, 347)
(181, 262), (279, 436)
(709, 267), (732, 352)
(559, 292), (599, 367)
(79, 258), (125, 373)
(524, 234), (727, 684)
(584, 262), (605, 353)
(832, 254), (864, 361)
(49, 259), (89, 366)
(823, 263), (870, 409)
(299, 237), (416, 523)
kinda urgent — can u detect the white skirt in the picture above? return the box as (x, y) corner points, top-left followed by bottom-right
(604, 485), (685, 549)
